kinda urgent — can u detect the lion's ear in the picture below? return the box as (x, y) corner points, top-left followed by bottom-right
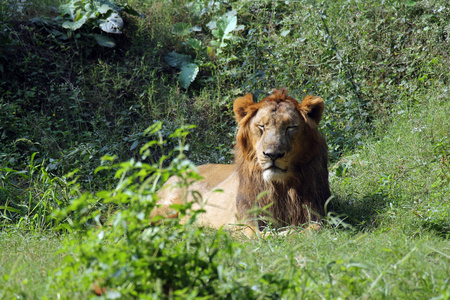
(299, 95), (324, 124)
(233, 93), (254, 123)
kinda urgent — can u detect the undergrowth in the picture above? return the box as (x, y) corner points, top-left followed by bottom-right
(2, 0), (449, 178)
(331, 86), (450, 237)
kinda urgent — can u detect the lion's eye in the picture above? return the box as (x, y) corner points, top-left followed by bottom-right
(257, 125), (265, 132)
(286, 126), (298, 133)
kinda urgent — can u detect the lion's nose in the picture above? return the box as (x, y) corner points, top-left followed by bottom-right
(263, 151), (285, 161)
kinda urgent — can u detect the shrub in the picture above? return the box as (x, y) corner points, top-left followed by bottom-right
(48, 123), (241, 298)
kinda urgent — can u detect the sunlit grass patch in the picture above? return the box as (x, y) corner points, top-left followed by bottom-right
(0, 230), (63, 299)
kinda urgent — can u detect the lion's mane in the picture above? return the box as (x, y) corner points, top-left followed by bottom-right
(233, 89), (331, 229)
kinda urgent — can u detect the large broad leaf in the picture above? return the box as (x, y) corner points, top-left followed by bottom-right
(98, 4), (113, 14)
(219, 15), (237, 38)
(206, 20), (216, 30)
(97, 0), (120, 12)
(179, 63), (199, 89)
(59, 1), (79, 19)
(164, 52), (193, 69)
(94, 34), (116, 48)
(62, 14), (88, 30)
(211, 15), (237, 51)
(98, 12), (123, 34)
(212, 15), (237, 40)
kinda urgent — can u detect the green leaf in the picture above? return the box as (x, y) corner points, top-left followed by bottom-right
(179, 63), (199, 89)
(59, 1), (79, 19)
(93, 34), (116, 48)
(211, 14), (238, 50)
(280, 30), (290, 37)
(0, 206), (21, 213)
(214, 15), (237, 40)
(164, 52), (193, 69)
(210, 38), (225, 49)
(406, 0), (419, 6)
(206, 20), (216, 30)
(62, 14), (88, 31)
(97, 4), (113, 14)
(172, 23), (192, 37)
(130, 140), (139, 151)
(98, 12), (123, 33)
(190, 25), (202, 32)
(0, 168), (17, 172)
(187, 38), (203, 52)
(122, 4), (143, 17)
(143, 121), (163, 136)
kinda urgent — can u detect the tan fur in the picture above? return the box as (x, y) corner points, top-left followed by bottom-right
(151, 89), (330, 235)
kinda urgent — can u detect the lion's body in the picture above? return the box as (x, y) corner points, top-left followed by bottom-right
(152, 89), (331, 234)
(155, 164), (240, 228)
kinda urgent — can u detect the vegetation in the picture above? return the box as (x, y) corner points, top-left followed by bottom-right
(0, 0), (449, 298)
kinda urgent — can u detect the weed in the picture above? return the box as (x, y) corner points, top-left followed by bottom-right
(0, 152), (76, 231)
(48, 123), (240, 298)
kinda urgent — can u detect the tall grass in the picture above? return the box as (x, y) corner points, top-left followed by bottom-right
(332, 86), (450, 236)
(0, 153), (76, 231)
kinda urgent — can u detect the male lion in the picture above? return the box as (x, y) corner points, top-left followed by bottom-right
(153, 88), (331, 235)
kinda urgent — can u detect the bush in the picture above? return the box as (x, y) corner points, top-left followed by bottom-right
(48, 123), (241, 298)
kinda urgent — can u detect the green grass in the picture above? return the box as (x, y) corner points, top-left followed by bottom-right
(332, 86), (450, 237)
(0, 230), (64, 299)
(233, 229), (449, 299)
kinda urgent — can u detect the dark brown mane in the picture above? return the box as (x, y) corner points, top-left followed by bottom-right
(234, 89), (331, 229)
(261, 88), (297, 106)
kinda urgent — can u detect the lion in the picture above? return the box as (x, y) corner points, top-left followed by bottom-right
(152, 88), (331, 236)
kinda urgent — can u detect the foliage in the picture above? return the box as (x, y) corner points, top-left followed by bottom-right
(164, 52), (200, 89)
(2, 0), (449, 176)
(59, 0), (142, 47)
(331, 87), (450, 237)
(0, 0), (450, 298)
(164, 9), (244, 89)
(48, 123), (242, 298)
(0, 153), (77, 231)
(159, 0), (450, 159)
(0, 230), (64, 299)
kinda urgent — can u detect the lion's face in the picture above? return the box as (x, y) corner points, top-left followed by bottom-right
(233, 89), (325, 183)
(249, 101), (302, 182)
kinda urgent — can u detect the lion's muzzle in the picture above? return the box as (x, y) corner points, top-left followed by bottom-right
(263, 151), (285, 161)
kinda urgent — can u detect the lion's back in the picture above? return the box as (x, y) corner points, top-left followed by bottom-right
(153, 163), (239, 227)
